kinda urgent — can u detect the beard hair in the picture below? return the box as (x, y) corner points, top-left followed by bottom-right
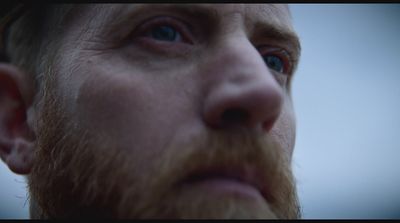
(28, 72), (301, 219)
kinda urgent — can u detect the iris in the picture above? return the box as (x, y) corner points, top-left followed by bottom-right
(263, 55), (284, 73)
(150, 25), (179, 42)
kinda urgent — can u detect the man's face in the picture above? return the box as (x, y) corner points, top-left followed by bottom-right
(29, 4), (301, 219)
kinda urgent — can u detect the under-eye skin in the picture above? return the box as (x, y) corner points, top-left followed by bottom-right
(258, 46), (293, 87)
(131, 16), (195, 52)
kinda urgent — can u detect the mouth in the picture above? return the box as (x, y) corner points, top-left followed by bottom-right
(178, 165), (271, 203)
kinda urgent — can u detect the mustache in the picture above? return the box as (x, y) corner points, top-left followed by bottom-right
(30, 81), (299, 219)
(31, 110), (299, 219)
(157, 128), (286, 190)
(126, 128), (297, 218)
(47, 115), (296, 218)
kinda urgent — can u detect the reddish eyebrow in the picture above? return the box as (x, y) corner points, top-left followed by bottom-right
(254, 21), (301, 63)
(112, 4), (219, 28)
(109, 4), (301, 70)
(105, 4), (219, 42)
(142, 4), (301, 61)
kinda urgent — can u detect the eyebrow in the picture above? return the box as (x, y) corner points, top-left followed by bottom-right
(109, 4), (219, 32)
(124, 4), (218, 19)
(146, 4), (219, 20)
(108, 4), (301, 65)
(253, 21), (301, 64)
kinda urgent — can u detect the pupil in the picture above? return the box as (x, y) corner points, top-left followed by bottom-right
(152, 26), (176, 41)
(265, 56), (283, 72)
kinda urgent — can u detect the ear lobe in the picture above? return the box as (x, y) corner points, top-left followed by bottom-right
(0, 63), (35, 175)
(4, 138), (34, 174)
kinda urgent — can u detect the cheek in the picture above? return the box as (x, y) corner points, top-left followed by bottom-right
(74, 70), (166, 152)
(67, 63), (200, 160)
(271, 96), (296, 158)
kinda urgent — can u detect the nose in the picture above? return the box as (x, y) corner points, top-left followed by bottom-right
(202, 38), (283, 132)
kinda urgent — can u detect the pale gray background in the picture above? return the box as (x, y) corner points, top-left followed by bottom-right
(0, 4), (399, 219)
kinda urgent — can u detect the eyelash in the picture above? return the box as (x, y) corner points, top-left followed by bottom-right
(131, 16), (293, 76)
(259, 47), (293, 75)
(132, 16), (194, 45)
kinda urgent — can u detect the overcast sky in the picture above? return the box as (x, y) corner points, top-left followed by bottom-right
(0, 4), (399, 219)
(291, 4), (400, 219)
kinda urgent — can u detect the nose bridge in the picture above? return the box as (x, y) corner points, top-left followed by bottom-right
(211, 34), (271, 84)
(202, 34), (284, 132)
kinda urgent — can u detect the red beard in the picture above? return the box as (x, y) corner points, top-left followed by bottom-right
(28, 77), (300, 219)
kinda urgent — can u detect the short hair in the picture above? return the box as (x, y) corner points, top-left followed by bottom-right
(2, 4), (74, 88)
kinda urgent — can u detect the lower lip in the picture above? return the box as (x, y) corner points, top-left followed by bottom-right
(182, 177), (264, 201)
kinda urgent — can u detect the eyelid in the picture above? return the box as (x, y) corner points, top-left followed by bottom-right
(132, 16), (195, 44)
(258, 46), (293, 75)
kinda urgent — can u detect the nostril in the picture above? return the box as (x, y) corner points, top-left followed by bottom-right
(220, 108), (249, 127)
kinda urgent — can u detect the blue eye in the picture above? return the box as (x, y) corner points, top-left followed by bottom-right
(150, 25), (181, 42)
(263, 55), (284, 73)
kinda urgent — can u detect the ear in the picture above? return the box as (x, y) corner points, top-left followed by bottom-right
(0, 63), (35, 175)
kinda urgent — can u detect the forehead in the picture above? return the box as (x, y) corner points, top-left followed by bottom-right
(82, 4), (294, 32)
(78, 4), (299, 51)
(117, 4), (291, 23)
(55, 4), (300, 65)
